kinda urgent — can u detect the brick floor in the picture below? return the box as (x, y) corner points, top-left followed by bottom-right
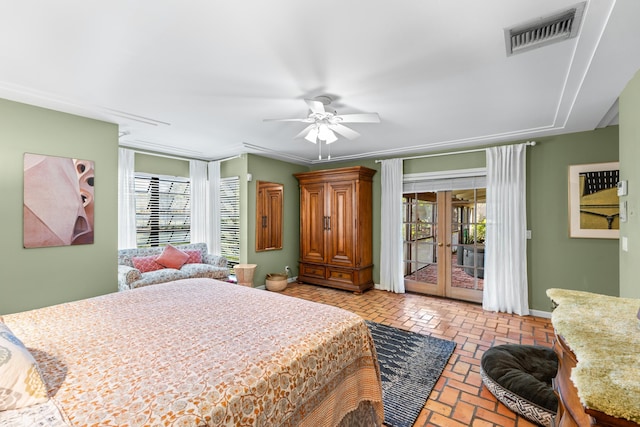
(280, 283), (554, 427)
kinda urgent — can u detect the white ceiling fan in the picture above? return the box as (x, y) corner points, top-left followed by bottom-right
(264, 96), (380, 146)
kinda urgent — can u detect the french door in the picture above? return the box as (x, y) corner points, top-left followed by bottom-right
(403, 189), (486, 303)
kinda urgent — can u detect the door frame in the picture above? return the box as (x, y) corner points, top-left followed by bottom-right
(403, 168), (486, 303)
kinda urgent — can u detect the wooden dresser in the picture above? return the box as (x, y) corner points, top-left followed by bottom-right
(547, 289), (640, 427)
(294, 166), (376, 293)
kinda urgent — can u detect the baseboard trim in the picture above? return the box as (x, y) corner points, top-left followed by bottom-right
(529, 309), (552, 319)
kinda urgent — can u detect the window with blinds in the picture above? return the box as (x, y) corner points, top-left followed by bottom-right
(135, 173), (190, 247)
(220, 177), (240, 267)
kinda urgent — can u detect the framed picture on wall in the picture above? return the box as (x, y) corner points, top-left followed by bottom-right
(568, 161), (619, 239)
(24, 153), (95, 248)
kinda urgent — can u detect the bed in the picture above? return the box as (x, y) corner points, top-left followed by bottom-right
(0, 278), (384, 426)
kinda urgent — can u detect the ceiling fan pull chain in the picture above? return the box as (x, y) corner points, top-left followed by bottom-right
(318, 141), (322, 160)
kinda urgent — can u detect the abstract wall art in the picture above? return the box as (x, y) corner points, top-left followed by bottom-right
(23, 153), (95, 248)
(568, 161), (619, 239)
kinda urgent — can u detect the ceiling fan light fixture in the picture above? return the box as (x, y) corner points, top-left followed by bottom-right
(305, 127), (319, 143)
(317, 124), (333, 141)
(324, 130), (339, 144)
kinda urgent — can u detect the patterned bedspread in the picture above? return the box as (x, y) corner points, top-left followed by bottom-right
(2, 279), (383, 426)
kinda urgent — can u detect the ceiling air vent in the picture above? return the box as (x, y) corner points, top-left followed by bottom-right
(505, 2), (586, 56)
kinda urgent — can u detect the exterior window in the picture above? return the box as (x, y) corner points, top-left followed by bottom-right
(135, 173), (190, 247)
(220, 177), (240, 267)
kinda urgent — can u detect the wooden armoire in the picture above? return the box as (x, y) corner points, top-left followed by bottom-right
(294, 166), (376, 293)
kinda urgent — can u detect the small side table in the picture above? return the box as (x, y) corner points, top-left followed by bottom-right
(234, 264), (257, 287)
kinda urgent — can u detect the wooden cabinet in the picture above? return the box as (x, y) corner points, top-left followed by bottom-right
(256, 181), (283, 251)
(553, 333), (639, 427)
(548, 288), (640, 427)
(294, 166), (376, 293)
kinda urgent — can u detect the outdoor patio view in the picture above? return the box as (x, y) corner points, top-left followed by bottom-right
(403, 189), (486, 303)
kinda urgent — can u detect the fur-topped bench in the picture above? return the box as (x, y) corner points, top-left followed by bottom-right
(117, 243), (229, 291)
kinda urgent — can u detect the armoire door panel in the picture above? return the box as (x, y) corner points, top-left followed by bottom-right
(300, 183), (325, 263)
(327, 181), (355, 266)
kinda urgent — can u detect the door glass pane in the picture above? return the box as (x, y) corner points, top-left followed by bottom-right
(450, 189), (485, 291)
(403, 192), (437, 283)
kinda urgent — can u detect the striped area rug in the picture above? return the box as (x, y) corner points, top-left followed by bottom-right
(366, 321), (457, 427)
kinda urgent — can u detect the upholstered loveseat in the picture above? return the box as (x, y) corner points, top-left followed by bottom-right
(117, 243), (229, 291)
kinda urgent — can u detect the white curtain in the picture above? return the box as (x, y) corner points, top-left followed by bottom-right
(190, 160), (209, 245)
(208, 160), (222, 255)
(117, 148), (137, 249)
(379, 158), (405, 293)
(483, 143), (529, 315)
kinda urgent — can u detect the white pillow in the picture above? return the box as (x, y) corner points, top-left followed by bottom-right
(0, 322), (48, 411)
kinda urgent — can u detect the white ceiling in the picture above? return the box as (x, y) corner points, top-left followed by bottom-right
(1, 0), (639, 164)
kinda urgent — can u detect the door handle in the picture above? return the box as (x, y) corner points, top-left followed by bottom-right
(326, 216), (331, 230)
(438, 242), (444, 247)
(446, 243), (451, 247)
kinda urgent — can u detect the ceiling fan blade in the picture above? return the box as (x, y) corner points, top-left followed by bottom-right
(328, 124), (360, 140)
(335, 113), (380, 123)
(305, 99), (325, 114)
(263, 118), (313, 122)
(294, 124), (316, 139)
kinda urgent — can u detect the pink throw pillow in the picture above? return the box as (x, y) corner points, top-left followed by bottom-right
(183, 250), (202, 264)
(155, 244), (189, 269)
(132, 256), (164, 273)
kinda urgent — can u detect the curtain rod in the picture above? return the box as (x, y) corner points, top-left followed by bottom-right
(374, 141), (536, 163)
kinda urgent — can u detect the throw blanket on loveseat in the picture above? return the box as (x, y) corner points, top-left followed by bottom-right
(117, 242), (229, 291)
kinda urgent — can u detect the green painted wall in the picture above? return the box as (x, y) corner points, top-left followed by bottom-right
(619, 70), (640, 298)
(246, 154), (307, 286)
(135, 152), (189, 177)
(319, 128), (619, 312)
(403, 150), (486, 173)
(0, 95), (621, 314)
(527, 127), (619, 310)
(0, 98), (118, 315)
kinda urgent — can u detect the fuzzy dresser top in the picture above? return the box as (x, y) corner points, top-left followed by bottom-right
(547, 288), (640, 424)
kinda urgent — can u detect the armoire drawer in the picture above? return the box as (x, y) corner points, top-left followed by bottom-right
(327, 268), (354, 284)
(300, 263), (325, 279)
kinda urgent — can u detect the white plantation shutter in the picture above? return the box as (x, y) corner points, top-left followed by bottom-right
(219, 176), (240, 267)
(134, 173), (191, 247)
